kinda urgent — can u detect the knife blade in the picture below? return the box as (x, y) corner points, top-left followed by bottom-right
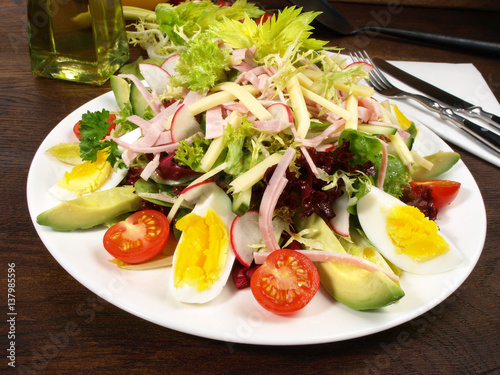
(372, 58), (500, 130)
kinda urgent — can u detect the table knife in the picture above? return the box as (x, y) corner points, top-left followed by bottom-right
(373, 58), (500, 130)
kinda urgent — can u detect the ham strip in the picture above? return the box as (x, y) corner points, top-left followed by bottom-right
(205, 105), (225, 139)
(110, 132), (201, 155)
(377, 139), (388, 189)
(259, 147), (296, 252)
(254, 250), (399, 282)
(358, 97), (382, 122)
(118, 74), (162, 114)
(140, 152), (160, 180)
(253, 119), (291, 133)
(300, 146), (320, 178)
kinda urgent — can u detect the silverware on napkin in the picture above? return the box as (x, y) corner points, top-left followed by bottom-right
(286, 0), (500, 56)
(372, 58), (500, 130)
(350, 51), (500, 156)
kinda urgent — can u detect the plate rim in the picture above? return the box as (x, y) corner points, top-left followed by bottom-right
(27, 89), (487, 346)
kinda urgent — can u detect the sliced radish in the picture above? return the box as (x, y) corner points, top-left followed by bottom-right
(161, 54), (180, 76)
(344, 61), (374, 73)
(181, 180), (217, 205)
(330, 191), (350, 237)
(170, 104), (202, 143)
(230, 210), (262, 268)
(138, 62), (171, 95)
(316, 144), (335, 152)
(267, 103), (293, 124)
(230, 211), (289, 268)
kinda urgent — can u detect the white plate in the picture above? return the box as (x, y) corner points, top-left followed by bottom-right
(27, 90), (486, 345)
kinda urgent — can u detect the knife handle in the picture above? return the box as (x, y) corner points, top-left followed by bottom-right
(445, 111), (500, 154)
(362, 26), (500, 57)
(409, 94), (500, 154)
(462, 107), (500, 132)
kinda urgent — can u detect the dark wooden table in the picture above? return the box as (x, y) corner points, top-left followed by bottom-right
(1, 1), (499, 374)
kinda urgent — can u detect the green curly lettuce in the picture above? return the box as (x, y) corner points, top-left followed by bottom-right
(170, 32), (231, 93)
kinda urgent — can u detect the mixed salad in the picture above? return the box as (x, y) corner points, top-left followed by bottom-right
(37, 1), (464, 315)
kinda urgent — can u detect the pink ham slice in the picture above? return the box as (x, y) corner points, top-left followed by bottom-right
(254, 250), (399, 282)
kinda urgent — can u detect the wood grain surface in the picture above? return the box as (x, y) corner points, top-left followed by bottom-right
(1, 1), (499, 374)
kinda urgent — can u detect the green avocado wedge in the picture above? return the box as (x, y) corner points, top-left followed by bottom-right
(36, 186), (142, 231)
(295, 214), (405, 310)
(411, 150), (460, 180)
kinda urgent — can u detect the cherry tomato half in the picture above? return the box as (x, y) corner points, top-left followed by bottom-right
(73, 114), (117, 140)
(256, 12), (273, 25)
(103, 210), (170, 264)
(216, 0), (233, 7)
(250, 249), (320, 315)
(410, 179), (461, 209)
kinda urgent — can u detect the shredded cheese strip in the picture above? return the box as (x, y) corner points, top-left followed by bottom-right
(187, 85), (260, 116)
(300, 69), (375, 97)
(212, 82), (272, 121)
(229, 153), (283, 194)
(301, 86), (352, 121)
(138, 192), (194, 209)
(344, 94), (359, 129)
(167, 162), (228, 222)
(200, 111), (242, 172)
(389, 133), (414, 166)
(287, 76), (311, 138)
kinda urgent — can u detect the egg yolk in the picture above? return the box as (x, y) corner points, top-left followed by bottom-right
(174, 209), (228, 291)
(56, 150), (112, 196)
(386, 205), (449, 261)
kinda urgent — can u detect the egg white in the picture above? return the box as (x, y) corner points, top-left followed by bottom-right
(170, 185), (236, 304)
(357, 187), (464, 275)
(49, 128), (143, 201)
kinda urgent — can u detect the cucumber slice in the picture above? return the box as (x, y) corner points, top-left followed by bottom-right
(358, 124), (397, 135)
(130, 82), (150, 117)
(232, 188), (252, 215)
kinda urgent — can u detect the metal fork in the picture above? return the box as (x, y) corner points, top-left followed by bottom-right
(350, 51), (500, 155)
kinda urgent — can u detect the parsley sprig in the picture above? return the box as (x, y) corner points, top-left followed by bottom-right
(78, 109), (122, 167)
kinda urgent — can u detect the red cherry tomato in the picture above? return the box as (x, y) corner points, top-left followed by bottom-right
(103, 210), (170, 264)
(256, 12), (273, 24)
(73, 114), (117, 140)
(216, 0), (233, 6)
(250, 249), (320, 315)
(410, 180), (461, 209)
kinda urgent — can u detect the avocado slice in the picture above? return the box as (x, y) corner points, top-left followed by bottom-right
(295, 214), (405, 310)
(110, 75), (131, 111)
(37, 186), (142, 231)
(411, 150), (460, 180)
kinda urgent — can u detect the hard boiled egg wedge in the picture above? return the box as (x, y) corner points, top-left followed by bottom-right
(49, 128), (142, 201)
(170, 185), (236, 304)
(357, 186), (463, 275)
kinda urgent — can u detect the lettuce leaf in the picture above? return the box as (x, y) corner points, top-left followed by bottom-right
(174, 134), (212, 172)
(339, 129), (382, 167)
(338, 129), (410, 198)
(170, 33), (231, 93)
(223, 117), (261, 177)
(381, 155), (410, 198)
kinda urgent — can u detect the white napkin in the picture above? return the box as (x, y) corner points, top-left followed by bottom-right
(382, 61), (500, 168)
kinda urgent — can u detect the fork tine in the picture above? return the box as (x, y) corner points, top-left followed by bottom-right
(360, 51), (392, 90)
(349, 51), (384, 91)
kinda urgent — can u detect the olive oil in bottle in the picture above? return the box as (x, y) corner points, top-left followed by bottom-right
(27, 0), (129, 85)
